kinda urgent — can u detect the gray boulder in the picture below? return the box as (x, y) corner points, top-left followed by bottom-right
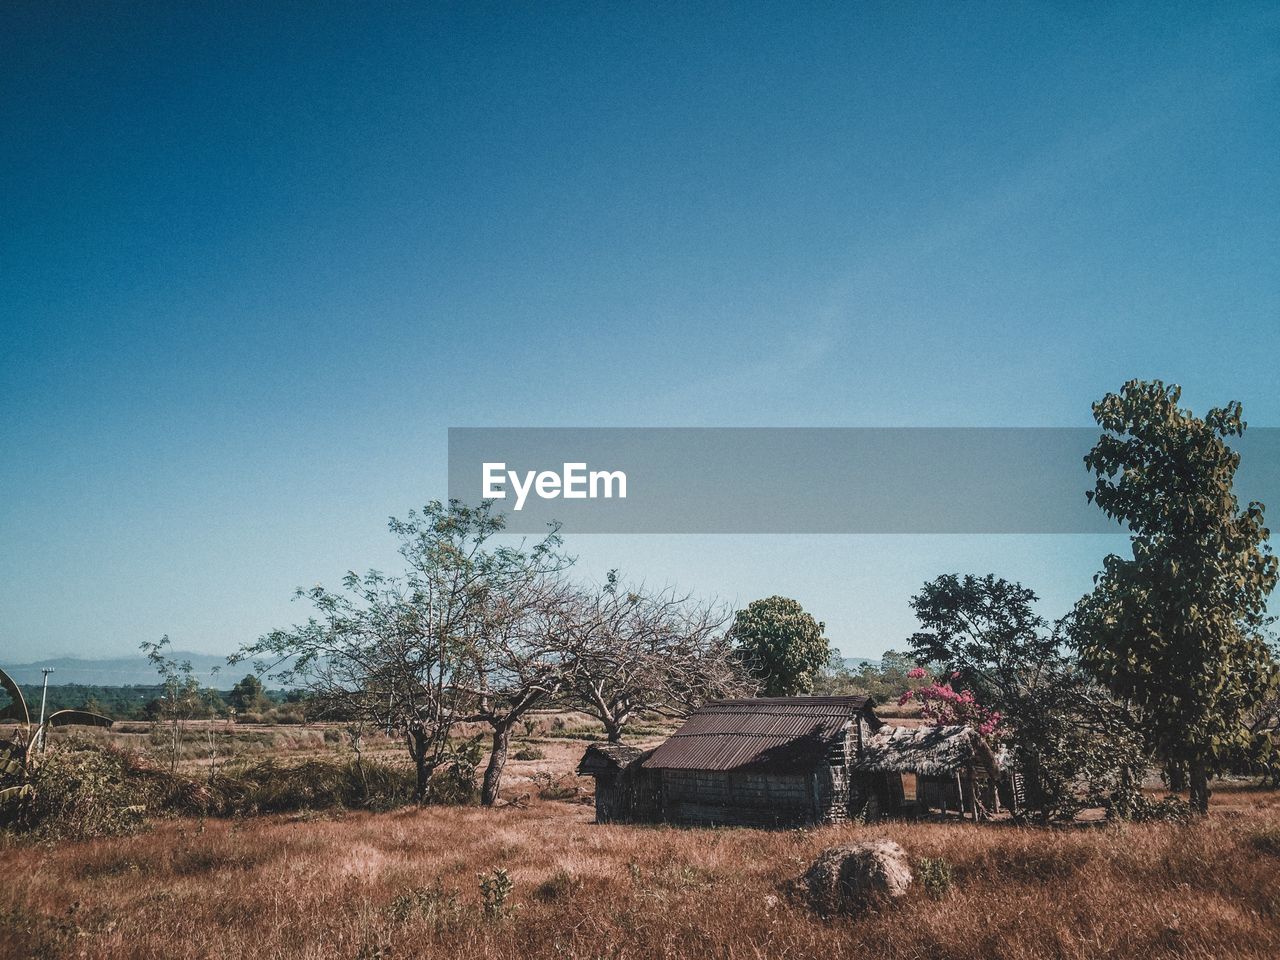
(799, 839), (913, 916)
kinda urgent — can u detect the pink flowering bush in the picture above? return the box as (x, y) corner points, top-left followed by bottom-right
(898, 670), (1002, 738)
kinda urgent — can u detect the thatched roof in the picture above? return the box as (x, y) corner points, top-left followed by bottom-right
(643, 697), (880, 774)
(853, 725), (1001, 778)
(577, 742), (646, 775)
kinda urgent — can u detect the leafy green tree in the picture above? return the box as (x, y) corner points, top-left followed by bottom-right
(729, 596), (831, 696)
(1074, 380), (1279, 813)
(908, 574), (1058, 709)
(227, 674), (269, 714)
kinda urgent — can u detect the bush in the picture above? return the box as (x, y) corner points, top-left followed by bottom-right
(23, 742), (146, 840)
(513, 745), (545, 761)
(41, 751), (421, 820)
(387, 882), (463, 928)
(1123, 793), (1194, 824)
(530, 772), (578, 801)
(423, 738), (483, 806)
(206, 757), (417, 815)
(478, 868), (515, 919)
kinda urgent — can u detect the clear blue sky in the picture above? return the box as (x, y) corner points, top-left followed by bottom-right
(2, 2), (1277, 665)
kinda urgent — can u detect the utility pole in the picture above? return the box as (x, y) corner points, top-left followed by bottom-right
(37, 667), (54, 751)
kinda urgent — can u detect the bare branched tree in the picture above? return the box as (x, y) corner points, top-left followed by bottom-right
(236, 500), (567, 803)
(566, 574), (754, 742)
(455, 573), (579, 806)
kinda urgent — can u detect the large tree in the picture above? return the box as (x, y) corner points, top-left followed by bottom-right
(567, 574), (752, 741)
(729, 596), (831, 697)
(1074, 380), (1278, 813)
(238, 500), (569, 804)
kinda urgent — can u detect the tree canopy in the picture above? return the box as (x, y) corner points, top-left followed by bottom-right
(729, 596), (831, 697)
(1073, 380), (1278, 812)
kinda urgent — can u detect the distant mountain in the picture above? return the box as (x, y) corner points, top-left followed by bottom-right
(3, 652), (238, 689)
(843, 657), (877, 670)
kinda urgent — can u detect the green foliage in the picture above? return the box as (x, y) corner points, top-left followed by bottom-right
(478, 867), (515, 919)
(1075, 381), (1279, 812)
(813, 650), (919, 702)
(908, 574), (1058, 709)
(530, 771), (578, 800)
(422, 737), (483, 806)
(729, 596), (831, 696)
(1123, 793), (1194, 824)
(1014, 684), (1151, 823)
(1, 666), (115, 831)
(227, 675), (270, 713)
(140, 637), (223, 772)
(916, 857), (954, 899)
(513, 745), (545, 761)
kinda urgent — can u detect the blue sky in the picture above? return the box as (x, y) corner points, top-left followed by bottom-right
(2, 2), (1277, 665)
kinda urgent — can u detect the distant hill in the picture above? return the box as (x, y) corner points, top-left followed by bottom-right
(3, 652), (237, 689)
(843, 657), (877, 670)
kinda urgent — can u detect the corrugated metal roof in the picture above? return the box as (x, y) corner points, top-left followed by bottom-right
(643, 696), (874, 772)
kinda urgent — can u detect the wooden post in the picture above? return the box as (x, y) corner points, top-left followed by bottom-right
(955, 772), (964, 820)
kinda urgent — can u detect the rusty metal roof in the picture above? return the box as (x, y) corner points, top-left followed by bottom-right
(643, 696), (875, 773)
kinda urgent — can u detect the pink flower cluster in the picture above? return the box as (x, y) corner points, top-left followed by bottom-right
(898, 672), (1002, 738)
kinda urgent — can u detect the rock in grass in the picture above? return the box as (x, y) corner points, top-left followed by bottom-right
(800, 840), (913, 916)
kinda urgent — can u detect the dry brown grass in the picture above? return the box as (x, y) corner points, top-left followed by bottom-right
(3, 777), (1279, 960)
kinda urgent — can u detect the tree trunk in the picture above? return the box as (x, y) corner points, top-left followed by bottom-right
(410, 731), (430, 804)
(1167, 763), (1186, 792)
(1189, 758), (1210, 814)
(604, 718), (622, 743)
(481, 721), (513, 807)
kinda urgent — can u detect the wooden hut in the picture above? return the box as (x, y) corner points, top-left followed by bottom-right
(853, 724), (1008, 820)
(576, 742), (659, 823)
(580, 696), (885, 827)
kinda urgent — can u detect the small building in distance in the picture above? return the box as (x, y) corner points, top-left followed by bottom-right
(576, 741), (658, 823)
(578, 696), (894, 828)
(853, 723), (1012, 820)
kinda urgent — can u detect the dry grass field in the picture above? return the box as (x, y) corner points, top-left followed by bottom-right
(3, 727), (1280, 960)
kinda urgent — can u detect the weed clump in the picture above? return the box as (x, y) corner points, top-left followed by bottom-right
(916, 856), (954, 899)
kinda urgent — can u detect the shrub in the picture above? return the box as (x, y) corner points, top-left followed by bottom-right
(916, 856), (954, 900)
(423, 738), (483, 806)
(1123, 793), (1194, 824)
(23, 742), (146, 840)
(478, 867), (515, 919)
(513, 745), (545, 761)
